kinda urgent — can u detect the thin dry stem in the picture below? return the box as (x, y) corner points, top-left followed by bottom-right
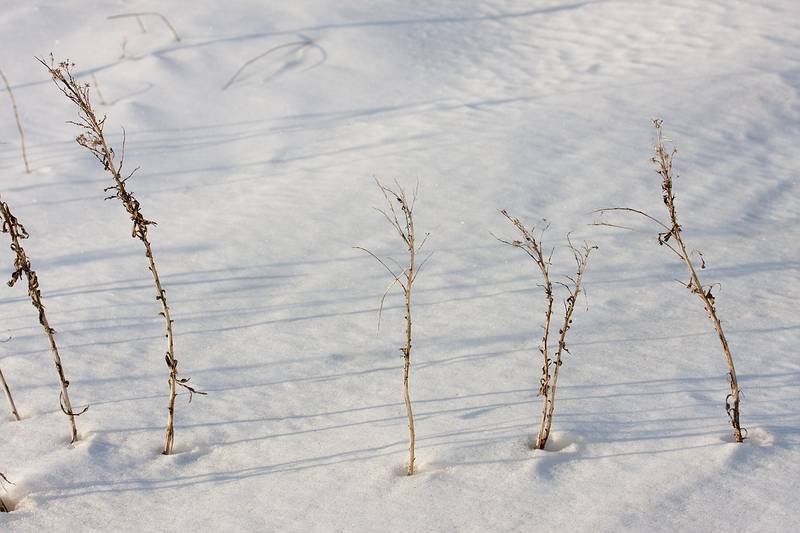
(0, 196), (85, 442)
(495, 210), (555, 448)
(222, 39), (313, 90)
(40, 56), (203, 454)
(539, 240), (593, 448)
(0, 364), (21, 421)
(357, 178), (429, 475)
(651, 119), (743, 442)
(0, 471), (11, 512)
(497, 212), (594, 450)
(0, 67), (30, 173)
(594, 119), (744, 443)
(107, 12), (181, 42)
(0, 472), (10, 513)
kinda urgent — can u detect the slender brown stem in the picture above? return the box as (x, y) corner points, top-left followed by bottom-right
(359, 178), (427, 475)
(0, 197), (83, 442)
(40, 57), (202, 454)
(402, 195), (416, 475)
(0, 364), (21, 421)
(0, 471), (10, 512)
(651, 120), (743, 442)
(540, 246), (590, 447)
(495, 211), (556, 448)
(497, 212), (594, 449)
(0, 67), (30, 174)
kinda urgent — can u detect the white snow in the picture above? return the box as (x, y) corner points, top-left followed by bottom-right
(1, 0), (799, 531)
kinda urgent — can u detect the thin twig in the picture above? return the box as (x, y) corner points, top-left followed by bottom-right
(0, 471), (11, 512)
(0, 67), (30, 173)
(0, 364), (20, 421)
(107, 12), (180, 42)
(222, 39), (312, 90)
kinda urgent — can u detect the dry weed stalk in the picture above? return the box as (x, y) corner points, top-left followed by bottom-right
(40, 57), (203, 454)
(0, 67), (31, 173)
(222, 37), (314, 90)
(0, 471), (11, 512)
(596, 119), (744, 442)
(107, 12), (181, 42)
(0, 363), (20, 421)
(356, 178), (430, 476)
(496, 211), (595, 450)
(0, 197), (85, 442)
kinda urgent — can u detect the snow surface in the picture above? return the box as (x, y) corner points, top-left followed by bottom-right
(1, 0), (799, 531)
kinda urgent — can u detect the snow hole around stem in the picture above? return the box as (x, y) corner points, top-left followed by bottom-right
(527, 431), (582, 453)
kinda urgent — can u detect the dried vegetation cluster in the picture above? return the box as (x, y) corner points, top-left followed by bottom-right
(0, 34), (748, 505)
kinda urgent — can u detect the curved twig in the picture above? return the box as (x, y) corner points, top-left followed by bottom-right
(222, 39), (312, 90)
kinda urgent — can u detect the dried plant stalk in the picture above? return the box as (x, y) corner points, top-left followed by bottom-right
(539, 242), (593, 447)
(495, 211), (554, 448)
(40, 57), (203, 454)
(0, 197), (84, 442)
(0, 471), (11, 512)
(496, 211), (594, 450)
(357, 178), (430, 476)
(0, 67), (31, 173)
(222, 39), (312, 90)
(107, 12), (181, 42)
(596, 119), (744, 442)
(0, 364), (21, 421)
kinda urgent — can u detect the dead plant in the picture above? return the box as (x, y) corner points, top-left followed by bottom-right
(356, 178), (431, 476)
(0, 362), (20, 421)
(222, 37), (314, 90)
(595, 119), (744, 442)
(0, 196), (85, 442)
(40, 56), (204, 454)
(496, 211), (595, 450)
(0, 66), (30, 173)
(0, 471), (11, 512)
(107, 12), (181, 42)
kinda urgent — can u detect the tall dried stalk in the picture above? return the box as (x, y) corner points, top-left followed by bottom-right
(0, 363), (21, 421)
(596, 119), (744, 443)
(40, 57), (203, 454)
(0, 197), (84, 442)
(356, 178), (430, 476)
(0, 67), (30, 173)
(496, 211), (595, 450)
